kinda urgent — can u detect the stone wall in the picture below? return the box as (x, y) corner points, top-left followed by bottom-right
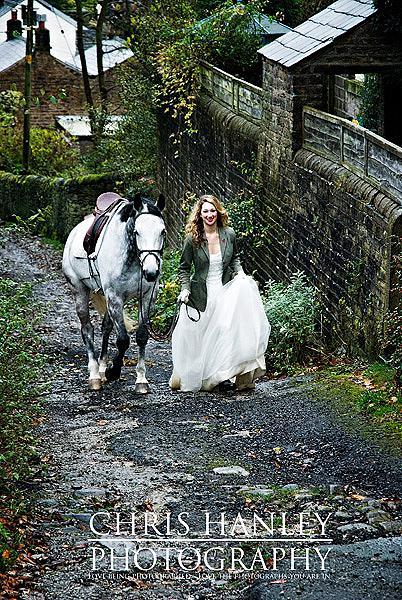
(333, 75), (362, 121)
(0, 50), (121, 128)
(158, 95), (263, 273)
(264, 148), (400, 352)
(158, 61), (401, 353)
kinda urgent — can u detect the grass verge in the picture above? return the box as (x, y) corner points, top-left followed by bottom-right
(311, 362), (402, 443)
(0, 278), (45, 593)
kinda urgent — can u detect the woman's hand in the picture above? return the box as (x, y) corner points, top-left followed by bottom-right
(235, 271), (248, 280)
(178, 289), (190, 304)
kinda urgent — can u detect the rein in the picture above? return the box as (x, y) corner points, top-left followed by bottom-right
(133, 211), (200, 340)
(137, 259), (181, 342)
(138, 266), (201, 341)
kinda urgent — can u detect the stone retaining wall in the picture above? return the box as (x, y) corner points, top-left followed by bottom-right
(158, 62), (401, 353)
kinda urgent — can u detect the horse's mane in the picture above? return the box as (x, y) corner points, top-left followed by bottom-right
(120, 197), (163, 223)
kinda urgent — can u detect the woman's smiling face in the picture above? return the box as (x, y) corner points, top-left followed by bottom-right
(200, 201), (218, 228)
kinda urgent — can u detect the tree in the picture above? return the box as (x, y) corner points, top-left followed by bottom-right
(75, 0), (93, 108)
(129, 0), (270, 136)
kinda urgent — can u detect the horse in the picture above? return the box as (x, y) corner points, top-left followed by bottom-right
(62, 192), (166, 393)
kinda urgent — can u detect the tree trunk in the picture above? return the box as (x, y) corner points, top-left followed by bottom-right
(96, 0), (109, 107)
(22, 0), (33, 174)
(75, 0), (93, 109)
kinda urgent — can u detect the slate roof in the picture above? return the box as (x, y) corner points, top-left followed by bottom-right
(56, 114), (123, 137)
(258, 0), (376, 67)
(0, 0), (132, 74)
(0, 36), (25, 71)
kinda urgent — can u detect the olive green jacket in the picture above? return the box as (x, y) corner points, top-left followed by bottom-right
(179, 226), (243, 312)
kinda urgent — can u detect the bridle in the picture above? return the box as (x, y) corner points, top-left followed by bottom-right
(134, 213), (182, 341)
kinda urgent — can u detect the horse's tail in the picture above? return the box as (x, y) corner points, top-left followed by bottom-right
(90, 292), (137, 333)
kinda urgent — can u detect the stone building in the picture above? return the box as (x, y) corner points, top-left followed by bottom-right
(0, 0), (133, 128)
(159, 0), (402, 353)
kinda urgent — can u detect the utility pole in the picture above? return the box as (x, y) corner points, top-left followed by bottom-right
(22, 0), (33, 173)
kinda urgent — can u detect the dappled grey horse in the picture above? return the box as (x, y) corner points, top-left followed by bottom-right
(62, 193), (166, 392)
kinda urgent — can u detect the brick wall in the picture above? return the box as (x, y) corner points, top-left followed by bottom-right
(0, 50), (122, 128)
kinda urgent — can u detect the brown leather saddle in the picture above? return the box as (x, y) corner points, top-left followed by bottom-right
(83, 192), (123, 255)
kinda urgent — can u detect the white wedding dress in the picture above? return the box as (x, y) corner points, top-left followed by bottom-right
(170, 251), (271, 392)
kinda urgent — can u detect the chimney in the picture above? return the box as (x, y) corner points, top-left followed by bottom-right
(35, 15), (50, 52)
(6, 9), (22, 41)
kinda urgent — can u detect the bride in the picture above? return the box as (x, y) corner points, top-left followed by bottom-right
(169, 194), (270, 392)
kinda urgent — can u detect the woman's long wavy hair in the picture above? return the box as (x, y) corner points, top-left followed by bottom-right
(185, 195), (229, 246)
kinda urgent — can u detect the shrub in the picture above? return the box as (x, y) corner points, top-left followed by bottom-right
(0, 279), (44, 487)
(152, 250), (181, 331)
(262, 271), (318, 372)
(0, 279), (44, 572)
(0, 89), (24, 128)
(0, 127), (81, 176)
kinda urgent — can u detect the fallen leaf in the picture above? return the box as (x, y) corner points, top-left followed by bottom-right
(350, 493), (366, 501)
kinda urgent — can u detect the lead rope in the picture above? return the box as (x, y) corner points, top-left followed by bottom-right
(137, 251), (200, 342)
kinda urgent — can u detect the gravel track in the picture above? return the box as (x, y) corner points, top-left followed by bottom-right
(1, 229), (401, 600)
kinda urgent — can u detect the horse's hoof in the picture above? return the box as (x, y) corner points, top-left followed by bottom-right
(89, 378), (102, 391)
(99, 372), (108, 384)
(135, 383), (150, 394)
(105, 367), (121, 382)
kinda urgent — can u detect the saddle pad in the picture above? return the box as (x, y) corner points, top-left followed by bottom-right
(96, 192), (121, 215)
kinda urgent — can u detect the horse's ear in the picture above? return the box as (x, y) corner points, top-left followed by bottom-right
(133, 193), (142, 212)
(156, 194), (165, 211)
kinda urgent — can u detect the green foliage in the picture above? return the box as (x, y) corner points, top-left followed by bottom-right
(190, 0), (264, 80)
(357, 363), (402, 423)
(152, 250), (181, 331)
(358, 74), (382, 133)
(357, 388), (402, 417)
(0, 89), (24, 128)
(262, 272), (318, 372)
(130, 0), (267, 137)
(0, 127), (81, 176)
(0, 170), (127, 242)
(225, 190), (269, 264)
(14, 204), (58, 239)
(82, 67), (157, 182)
(364, 362), (397, 386)
(0, 279), (44, 571)
(373, 0), (402, 35)
(297, 0), (333, 22)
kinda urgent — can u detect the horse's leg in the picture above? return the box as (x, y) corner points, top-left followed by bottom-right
(99, 311), (113, 383)
(135, 320), (150, 394)
(134, 286), (156, 394)
(74, 287), (101, 390)
(105, 293), (130, 382)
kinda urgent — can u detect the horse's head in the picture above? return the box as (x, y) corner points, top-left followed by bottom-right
(132, 193), (166, 282)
